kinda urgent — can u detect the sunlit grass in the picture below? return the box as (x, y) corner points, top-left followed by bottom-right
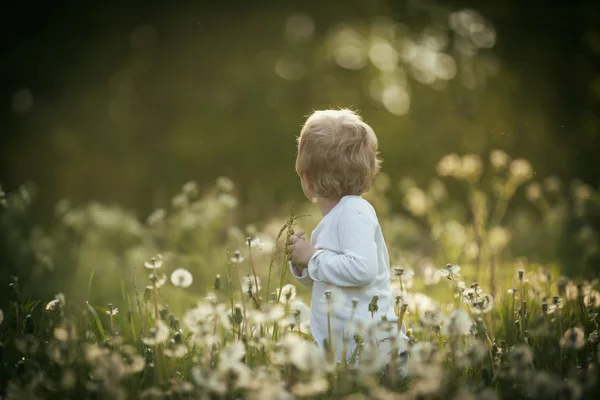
(0, 152), (599, 399)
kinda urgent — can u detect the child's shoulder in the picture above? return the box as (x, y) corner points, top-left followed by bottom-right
(339, 196), (378, 220)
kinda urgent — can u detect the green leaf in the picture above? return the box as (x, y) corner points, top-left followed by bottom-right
(87, 302), (105, 341)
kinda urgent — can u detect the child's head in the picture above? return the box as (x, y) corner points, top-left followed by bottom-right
(296, 109), (381, 200)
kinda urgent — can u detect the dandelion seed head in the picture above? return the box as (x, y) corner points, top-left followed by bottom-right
(490, 149), (509, 169)
(422, 262), (441, 285)
(170, 268), (193, 288)
(241, 275), (261, 294)
(510, 159), (534, 182)
(230, 250), (245, 264)
(436, 153), (461, 177)
(216, 176), (235, 192)
(106, 307), (119, 316)
(488, 227), (511, 251)
(442, 309), (472, 336)
(403, 187), (428, 216)
(439, 263), (460, 278)
(560, 327), (585, 350)
(144, 254), (164, 269)
(455, 338), (488, 368)
(469, 293), (494, 314)
(508, 344), (534, 366)
(45, 299), (60, 311)
(147, 273), (167, 288)
(526, 182), (543, 202)
(286, 299), (310, 324)
(420, 308), (444, 328)
(277, 284), (297, 303)
(292, 377), (329, 397)
(458, 153), (483, 181)
(218, 193), (238, 208)
(142, 320), (170, 345)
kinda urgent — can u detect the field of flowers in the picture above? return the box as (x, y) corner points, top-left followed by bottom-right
(0, 151), (599, 399)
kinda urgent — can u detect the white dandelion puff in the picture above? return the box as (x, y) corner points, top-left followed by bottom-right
(510, 159), (534, 182)
(490, 149), (509, 169)
(142, 320), (170, 345)
(46, 299), (60, 311)
(170, 268), (193, 288)
(230, 250), (245, 264)
(144, 254), (164, 269)
(147, 273), (167, 289)
(241, 275), (261, 295)
(560, 327), (585, 350)
(439, 264), (461, 278)
(277, 284), (297, 303)
(441, 309), (472, 336)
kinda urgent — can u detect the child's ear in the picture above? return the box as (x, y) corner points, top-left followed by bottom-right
(301, 174), (310, 188)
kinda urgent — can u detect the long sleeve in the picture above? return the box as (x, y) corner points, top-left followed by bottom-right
(307, 209), (378, 287)
(289, 261), (313, 288)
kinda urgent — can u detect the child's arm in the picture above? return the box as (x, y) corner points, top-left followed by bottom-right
(288, 231), (313, 288)
(307, 210), (378, 287)
(289, 261), (313, 288)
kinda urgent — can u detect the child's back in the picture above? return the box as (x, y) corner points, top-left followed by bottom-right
(287, 109), (407, 362)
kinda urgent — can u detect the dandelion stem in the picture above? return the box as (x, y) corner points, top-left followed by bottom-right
(152, 270), (160, 324)
(247, 237), (261, 309)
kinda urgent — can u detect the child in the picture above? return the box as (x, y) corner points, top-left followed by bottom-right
(287, 109), (408, 363)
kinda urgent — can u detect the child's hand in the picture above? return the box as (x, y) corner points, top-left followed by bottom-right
(287, 232), (317, 270)
(291, 230), (306, 241)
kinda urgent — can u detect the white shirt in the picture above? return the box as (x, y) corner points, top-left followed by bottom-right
(291, 195), (407, 362)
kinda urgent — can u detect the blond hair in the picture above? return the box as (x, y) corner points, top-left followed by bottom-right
(295, 109), (381, 198)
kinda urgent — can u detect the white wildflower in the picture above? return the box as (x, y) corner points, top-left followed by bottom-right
(420, 308), (444, 328)
(526, 182), (543, 202)
(488, 226), (511, 251)
(46, 299), (60, 311)
(436, 153), (461, 177)
(403, 187), (428, 216)
(469, 294), (494, 314)
(439, 264), (461, 278)
(458, 153), (483, 182)
(142, 320), (170, 345)
(543, 176), (561, 193)
(560, 327), (585, 350)
(163, 344), (188, 358)
(147, 273), (167, 289)
(288, 300), (311, 323)
(510, 159), (534, 182)
(220, 340), (246, 363)
(490, 149), (509, 169)
(455, 338), (488, 368)
(241, 275), (261, 295)
(292, 377), (329, 397)
(106, 307), (119, 316)
(170, 268), (193, 288)
(147, 209), (166, 226)
(441, 309), (472, 336)
(428, 178), (447, 201)
(182, 181), (199, 198)
(218, 193), (238, 209)
(230, 250), (245, 264)
(144, 254), (164, 269)
(277, 284), (297, 303)
(216, 176), (235, 192)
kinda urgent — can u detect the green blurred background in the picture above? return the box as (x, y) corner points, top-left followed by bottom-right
(1, 0), (599, 308)
(2, 0), (599, 223)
